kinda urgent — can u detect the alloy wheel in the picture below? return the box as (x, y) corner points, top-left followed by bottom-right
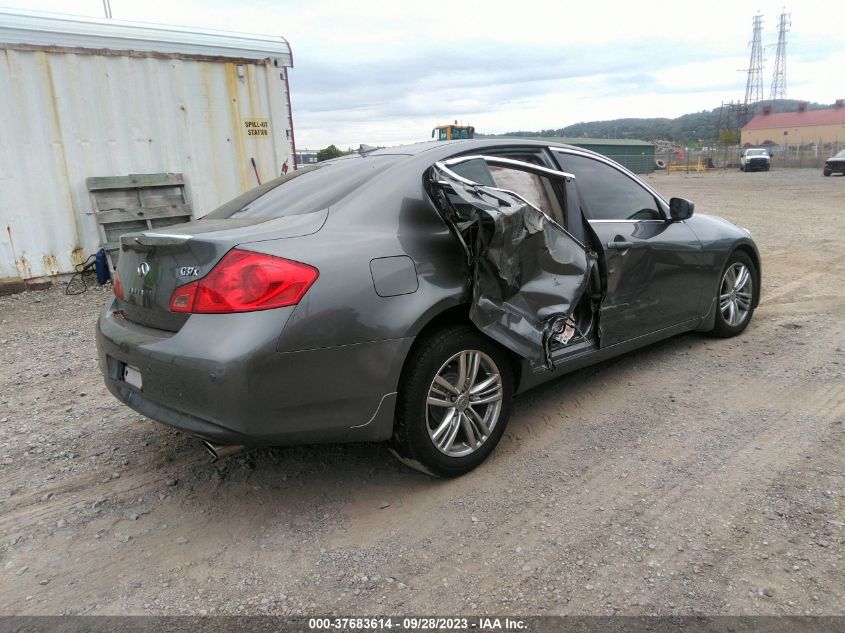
(425, 350), (503, 457)
(720, 262), (753, 327)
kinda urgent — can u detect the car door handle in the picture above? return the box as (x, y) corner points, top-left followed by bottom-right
(606, 240), (634, 250)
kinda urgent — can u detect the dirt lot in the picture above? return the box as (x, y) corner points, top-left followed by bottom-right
(0, 168), (842, 616)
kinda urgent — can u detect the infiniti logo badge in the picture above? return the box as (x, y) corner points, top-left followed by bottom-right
(137, 262), (150, 277)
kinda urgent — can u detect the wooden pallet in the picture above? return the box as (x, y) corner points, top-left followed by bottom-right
(86, 173), (194, 269)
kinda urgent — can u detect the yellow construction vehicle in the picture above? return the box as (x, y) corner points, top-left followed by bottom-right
(432, 121), (475, 141)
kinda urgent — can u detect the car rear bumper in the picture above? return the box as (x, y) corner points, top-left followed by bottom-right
(96, 300), (409, 445)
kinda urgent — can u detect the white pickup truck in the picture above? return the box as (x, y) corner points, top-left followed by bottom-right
(740, 148), (772, 172)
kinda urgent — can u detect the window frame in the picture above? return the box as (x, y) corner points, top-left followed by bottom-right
(435, 153), (578, 240)
(550, 147), (670, 223)
(479, 148), (571, 226)
(486, 164), (564, 225)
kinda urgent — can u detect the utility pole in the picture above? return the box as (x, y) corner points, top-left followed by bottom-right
(744, 13), (764, 118)
(717, 100), (744, 169)
(770, 10), (790, 101)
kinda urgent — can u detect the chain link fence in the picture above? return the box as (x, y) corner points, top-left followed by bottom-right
(650, 140), (845, 172)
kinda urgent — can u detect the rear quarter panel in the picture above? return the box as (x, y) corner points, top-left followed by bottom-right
(232, 163), (471, 440)
(239, 161), (471, 354)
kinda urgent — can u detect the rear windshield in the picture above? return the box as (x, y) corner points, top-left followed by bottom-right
(204, 156), (399, 219)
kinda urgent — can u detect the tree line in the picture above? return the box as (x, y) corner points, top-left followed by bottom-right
(493, 99), (830, 145)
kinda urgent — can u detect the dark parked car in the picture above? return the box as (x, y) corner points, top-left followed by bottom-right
(823, 149), (845, 176)
(97, 140), (761, 477)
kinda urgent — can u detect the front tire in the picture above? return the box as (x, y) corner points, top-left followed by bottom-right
(824, 166), (832, 176)
(390, 325), (513, 477)
(711, 251), (757, 338)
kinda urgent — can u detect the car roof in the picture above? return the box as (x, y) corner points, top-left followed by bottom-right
(335, 139), (607, 167)
(366, 138), (593, 156)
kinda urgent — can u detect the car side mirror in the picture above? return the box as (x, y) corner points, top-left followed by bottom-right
(669, 197), (694, 221)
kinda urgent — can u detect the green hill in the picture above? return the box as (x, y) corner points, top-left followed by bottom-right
(493, 100), (831, 145)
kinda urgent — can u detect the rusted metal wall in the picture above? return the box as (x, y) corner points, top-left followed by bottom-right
(0, 13), (294, 281)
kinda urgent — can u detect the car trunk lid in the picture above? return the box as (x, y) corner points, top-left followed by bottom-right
(114, 211), (327, 331)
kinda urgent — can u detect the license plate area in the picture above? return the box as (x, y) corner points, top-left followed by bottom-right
(122, 364), (143, 391)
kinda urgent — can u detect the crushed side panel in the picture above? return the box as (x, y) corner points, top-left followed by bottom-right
(431, 164), (596, 369)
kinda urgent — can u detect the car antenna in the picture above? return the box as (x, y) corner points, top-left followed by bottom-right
(359, 144), (379, 155)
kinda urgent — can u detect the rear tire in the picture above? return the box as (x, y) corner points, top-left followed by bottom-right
(710, 251), (757, 338)
(390, 325), (513, 477)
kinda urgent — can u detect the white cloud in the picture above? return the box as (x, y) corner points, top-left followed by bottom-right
(5, 0), (844, 147)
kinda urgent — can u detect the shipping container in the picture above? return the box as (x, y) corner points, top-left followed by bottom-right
(0, 9), (295, 285)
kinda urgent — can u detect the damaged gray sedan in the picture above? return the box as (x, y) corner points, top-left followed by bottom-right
(97, 140), (761, 477)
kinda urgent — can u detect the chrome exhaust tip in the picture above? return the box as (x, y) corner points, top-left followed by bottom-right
(201, 440), (245, 460)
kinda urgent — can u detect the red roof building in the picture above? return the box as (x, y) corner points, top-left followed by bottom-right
(741, 101), (845, 146)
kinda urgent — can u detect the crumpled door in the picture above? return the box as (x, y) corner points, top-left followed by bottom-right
(430, 156), (596, 369)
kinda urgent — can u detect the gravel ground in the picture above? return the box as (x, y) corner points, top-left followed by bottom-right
(0, 168), (842, 616)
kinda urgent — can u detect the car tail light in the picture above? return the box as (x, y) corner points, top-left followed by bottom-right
(169, 249), (319, 314)
(113, 269), (124, 300)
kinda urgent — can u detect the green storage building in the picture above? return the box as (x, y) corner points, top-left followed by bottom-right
(495, 137), (656, 174)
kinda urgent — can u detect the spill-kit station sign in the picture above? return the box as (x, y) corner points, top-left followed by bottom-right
(243, 118), (270, 138)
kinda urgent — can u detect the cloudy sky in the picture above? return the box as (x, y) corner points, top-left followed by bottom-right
(5, 0), (845, 148)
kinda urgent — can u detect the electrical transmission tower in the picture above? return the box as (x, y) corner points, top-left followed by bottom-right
(744, 13), (765, 108)
(770, 10), (790, 100)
